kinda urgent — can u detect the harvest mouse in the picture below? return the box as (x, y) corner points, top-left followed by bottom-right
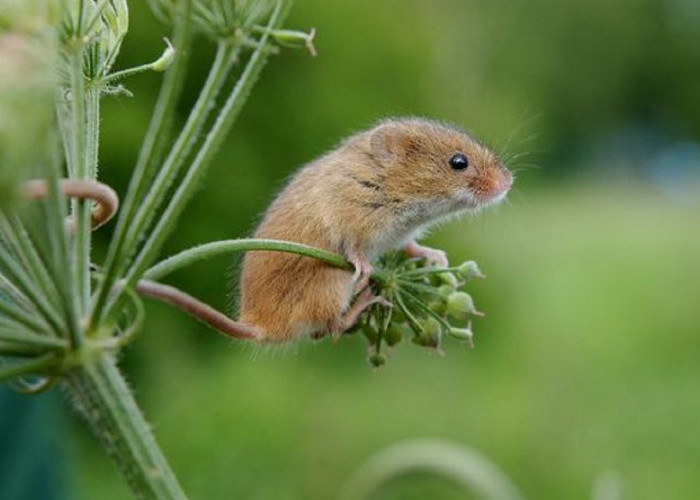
(236, 117), (512, 342)
(20, 118), (511, 343)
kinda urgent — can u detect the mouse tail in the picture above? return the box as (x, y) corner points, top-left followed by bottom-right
(135, 279), (263, 340)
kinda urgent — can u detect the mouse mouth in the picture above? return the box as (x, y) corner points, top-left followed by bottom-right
(455, 185), (509, 209)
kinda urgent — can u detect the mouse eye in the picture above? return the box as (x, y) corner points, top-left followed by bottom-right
(448, 152), (469, 170)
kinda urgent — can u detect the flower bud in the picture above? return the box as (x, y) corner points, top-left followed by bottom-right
(458, 260), (485, 280)
(360, 324), (377, 344)
(368, 351), (386, 368)
(448, 323), (475, 348)
(446, 291), (484, 321)
(270, 27), (317, 56)
(437, 284), (455, 299)
(427, 300), (446, 316)
(385, 323), (404, 347)
(151, 39), (175, 72)
(438, 271), (459, 287)
(412, 316), (441, 348)
(391, 307), (407, 325)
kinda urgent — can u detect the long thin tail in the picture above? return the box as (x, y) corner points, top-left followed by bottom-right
(135, 279), (262, 340)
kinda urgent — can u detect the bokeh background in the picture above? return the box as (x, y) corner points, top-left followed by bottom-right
(11, 0), (700, 498)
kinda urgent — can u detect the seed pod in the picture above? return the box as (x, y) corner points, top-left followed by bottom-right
(428, 300), (446, 316)
(151, 39), (175, 72)
(447, 323), (475, 348)
(269, 28), (317, 56)
(437, 284), (455, 299)
(446, 291), (484, 321)
(438, 271), (459, 287)
(412, 316), (441, 348)
(360, 324), (378, 344)
(458, 260), (485, 280)
(368, 351), (386, 367)
(385, 323), (405, 346)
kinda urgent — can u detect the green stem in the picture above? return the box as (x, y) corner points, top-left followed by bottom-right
(393, 291), (424, 337)
(69, 50), (90, 331)
(401, 266), (464, 278)
(0, 214), (62, 312)
(119, 41), (238, 254)
(103, 62), (159, 84)
(63, 353), (187, 500)
(0, 326), (68, 349)
(0, 242), (66, 335)
(340, 440), (525, 500)
(43, 162), (82, 342)
(90, 0), (206, 328)
(400, 289), (452, 331)
(0, 353), (57, 385)
(144, 238), (350, 281)
(0, 297), (53, 334)
(0, 342), (54, 357)
(122, 1), (290, 293)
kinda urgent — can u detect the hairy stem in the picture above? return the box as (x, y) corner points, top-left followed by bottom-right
(64, 352), (187, 500)
(118, 41), (238, 257)
(91, 0), (193, 330)
(121, 1), (291, 292)
(68, 51), (91, 328)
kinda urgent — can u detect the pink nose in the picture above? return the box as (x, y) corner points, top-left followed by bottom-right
(498, 168), (513, 193)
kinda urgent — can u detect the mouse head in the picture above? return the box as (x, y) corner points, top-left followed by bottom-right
(369, 118), (512, 212)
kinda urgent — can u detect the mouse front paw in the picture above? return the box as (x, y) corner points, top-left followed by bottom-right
(403, 241), (449, 268)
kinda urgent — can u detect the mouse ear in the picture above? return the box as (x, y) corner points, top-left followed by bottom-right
(370, 123), (423, 166)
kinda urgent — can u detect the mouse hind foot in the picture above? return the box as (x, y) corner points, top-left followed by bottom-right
(327, 289), (391, 342)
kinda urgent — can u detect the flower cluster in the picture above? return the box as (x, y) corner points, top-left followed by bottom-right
(147, 0), (316, 55)
(348, 253), (487, 367)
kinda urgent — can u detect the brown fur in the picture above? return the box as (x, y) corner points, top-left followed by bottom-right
(237, 117), (512, 342)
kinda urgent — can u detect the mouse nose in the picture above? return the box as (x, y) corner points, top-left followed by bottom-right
(497, 166), (513, 193)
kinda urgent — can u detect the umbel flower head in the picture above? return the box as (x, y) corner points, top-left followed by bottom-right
(347, 252), (488, 367)
(148, 0), (276, 39)
(58, 0), (129, 79)
(147, 0), (316, 55)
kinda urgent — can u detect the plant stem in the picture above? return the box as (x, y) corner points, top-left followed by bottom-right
(89, 0), (199, 328)
(0, 214), (63, 312)
(0, 240), (66, 335)
(340, 440), (525, 500)
(0, 298), (52, 334)
(64, 352), (187, 500)
(0, 353), (58, 385)
(43, 161), (82, 342)
(0, 326), (68, 349)
(119, 41), (238, 255)
(69, 51), (90, 327)
(144, 238), (351, 281)
(122, 0), (290, 292)
(95, 43), (237, 329)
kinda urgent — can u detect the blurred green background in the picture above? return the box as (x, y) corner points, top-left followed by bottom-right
(58, 0), (700, 498)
